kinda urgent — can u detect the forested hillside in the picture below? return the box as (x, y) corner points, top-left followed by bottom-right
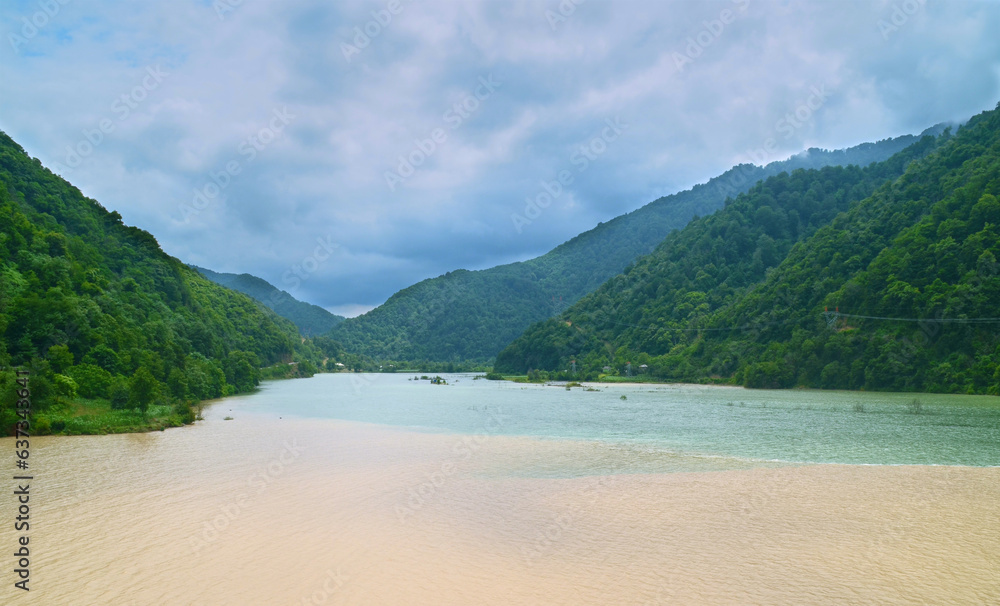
(330, 130), (942, 362)
(496, 104), (1000, 395)
(194, 266), (344, 336)
(0, 131), (321, 432)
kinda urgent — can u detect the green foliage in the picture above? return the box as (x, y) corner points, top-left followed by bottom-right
(173, 400), (196, 424)
(68, 363), (113, 399)
(110, 381), (130, 410)
(52, 373), (78, 398)
(222, 350), (260, 393)
(742, 362), (794, 389)
(526, 369), (549, 383)
(128, 367), (158, 412)
(0, 129), (316, 433)
(497, 104), (1000, 395)
(83, 344), (119, 374)
(259, 359), (318, 381)
(24, 358), (53, 412)
(194, 266), (344, 337)
(0, 370), (19, 432)
(330, 132), (935, 362)
(33, 399), (191, 435)
(47, 344), (73, 373)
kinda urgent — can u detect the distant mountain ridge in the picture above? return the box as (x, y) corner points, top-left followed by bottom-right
(496, 103), (1000, 395)
(193, 266), (344, 337)
(329, 124), (950, 362)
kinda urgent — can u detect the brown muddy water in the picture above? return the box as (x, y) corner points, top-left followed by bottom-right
(1, 374), (998, 604)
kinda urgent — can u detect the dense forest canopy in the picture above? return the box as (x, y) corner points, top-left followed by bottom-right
(0, 131), (339, 431)
(496, 103), (1000, 396)
(194, 266), (344, 337)
(330, 129), (943, 363)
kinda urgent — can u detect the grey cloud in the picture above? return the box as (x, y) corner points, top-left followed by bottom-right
(1, 0), (998, 315)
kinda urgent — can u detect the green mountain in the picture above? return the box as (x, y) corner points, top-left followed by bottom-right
(496, 104), (1000, 395)
(0, 130), (320, 432)
(330, 130), (944, 362)
(193, 266), (344, 337)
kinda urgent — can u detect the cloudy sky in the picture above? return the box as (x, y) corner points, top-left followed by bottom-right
(2, 0), (999, 316)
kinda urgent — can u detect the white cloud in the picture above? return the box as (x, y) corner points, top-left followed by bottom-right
(1, 0), (998, 310)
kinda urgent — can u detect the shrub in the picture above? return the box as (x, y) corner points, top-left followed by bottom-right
(68, 364), (114, 398)
(110, 382), (130, 410)
(52, 374), (78, 399)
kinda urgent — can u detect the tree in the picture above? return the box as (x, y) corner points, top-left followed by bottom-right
(67, 363), (113, 399)
(47, 344), (74, 373)
(110, 381), (130, 410)
(52, 374), (78, 399)
(167, 367), (189, 399)
(223, 350), (260, 393)
(83, 344), (120, 374)
(129, 366), (158, 412)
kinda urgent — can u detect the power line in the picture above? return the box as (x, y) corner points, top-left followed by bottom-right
(574, 310), (1000, 335)
(830, 312), (1000, 324)
(577, 315), (801, 333)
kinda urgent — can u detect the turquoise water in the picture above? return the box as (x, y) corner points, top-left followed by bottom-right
(224, 373), (1000, 469)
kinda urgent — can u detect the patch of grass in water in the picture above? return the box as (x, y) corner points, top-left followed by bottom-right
(34, 399), (189, 435)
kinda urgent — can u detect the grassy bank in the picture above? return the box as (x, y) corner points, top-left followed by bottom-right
(32, 397), (200, 435)
(2, 361), (331, 436)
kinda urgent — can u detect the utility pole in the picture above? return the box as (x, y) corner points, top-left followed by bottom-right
(823, 306), (840, 331)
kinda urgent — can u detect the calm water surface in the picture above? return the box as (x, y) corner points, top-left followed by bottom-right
(234, 373), (1000, 469)
(0, 374), (997, 605)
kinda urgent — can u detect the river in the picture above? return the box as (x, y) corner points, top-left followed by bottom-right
(1, 373), (998, 604)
